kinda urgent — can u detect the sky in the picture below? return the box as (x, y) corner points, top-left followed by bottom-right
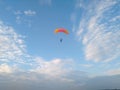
(0, 0), (120, 90)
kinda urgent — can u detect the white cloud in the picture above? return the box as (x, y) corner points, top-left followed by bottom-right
(0, 57), (88, 90)
(14, 10), (36, 17)
(28, 57), (89, 87)
(0, 63), (13, 73)
(0, 68), (120, 90)
(14, 10), (36, 26)
(31, 57), (74, 79)
(0, 21), (29, 64)
(75, 0), (120, 62)
(0, 72), (87, 90)
(24, 10), (36, 16)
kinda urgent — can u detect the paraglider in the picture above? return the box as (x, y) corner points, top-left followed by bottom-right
(54, 28), (69, 43)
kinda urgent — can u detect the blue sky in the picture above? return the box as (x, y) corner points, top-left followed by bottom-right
(0, 0), (120, 90)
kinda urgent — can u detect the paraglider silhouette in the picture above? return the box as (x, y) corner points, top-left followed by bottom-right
(54, 28), (69, 43)
(60, 38), (63, 43)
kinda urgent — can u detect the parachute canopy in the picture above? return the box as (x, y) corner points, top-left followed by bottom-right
(54, 28), (69, 34)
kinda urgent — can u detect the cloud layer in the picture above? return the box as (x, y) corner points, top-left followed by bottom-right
(0, 21), (26, 63)
(75, 0), (120, 62)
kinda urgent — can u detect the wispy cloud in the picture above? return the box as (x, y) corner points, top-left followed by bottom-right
(80, 64), (93, 68)
(14, 10), (22, 15)
(75, 0), (84, 8)
(14, 10), (36, 16)
(24, 10), (36, 16)
(105, 68), (120, 76)
(74, 0), (120, 62)
(110, 15), (120, 22)
(0, 21), (26, 63)
(14, 10), (36, 27)
(39, 0), (52, 6)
